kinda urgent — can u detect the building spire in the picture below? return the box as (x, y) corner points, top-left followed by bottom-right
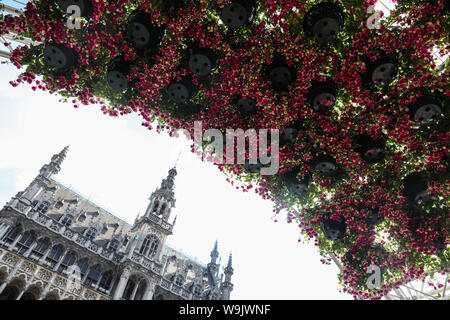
(210, 240), (219, 264)
(51, 145), (69, 167)
(226, 253), (233, 269)
(39, 145), (69, 178)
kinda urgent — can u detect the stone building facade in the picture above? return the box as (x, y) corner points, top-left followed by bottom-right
(0, 147), (234, 300)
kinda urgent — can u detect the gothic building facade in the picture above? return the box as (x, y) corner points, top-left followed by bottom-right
(0, 147), (234, 300)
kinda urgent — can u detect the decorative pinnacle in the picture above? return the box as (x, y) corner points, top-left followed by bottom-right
(160, 166), (177, 191)
(227, 253), (232, 269)
(210, 240), (219, 263)
(51, 145), (69, 167)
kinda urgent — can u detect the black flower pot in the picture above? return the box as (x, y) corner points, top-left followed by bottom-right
(307, 78), (338, 113)
(219, 0), (256, 29)
(303, 2), (344, 44)
(188, 46), (218, 76)
(58, 0), (93, 17)
(408, 93), (443, 125)
(363, 207), (384, 226)
(282, 167), (311, 198)
(243, 158), (264, 173)
(433, 235), (447, 254)
(364, 54), (398, 87)
(311, 154), (339, 177)
(167, 76), (198, 103)
(402, 172), (436, 205)
(355, 133), (387, 164)
(232, 94), (257, 117)
(107, 56), (132, 91)
(263, 55), (297, 92)
(320, 215), (346, 241)
(280, 119), (303, 146)
(125, 10), (165, 51)
(43, 42), (78, 71)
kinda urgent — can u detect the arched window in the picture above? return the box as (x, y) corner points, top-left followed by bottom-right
(134, 281), (147, 300)
(139, 235), (159, 258)
(46, 244), (64, 268)
(148, 236), (159, 258)
(1, 225), (22, 245)
(193, 284), (202, 296)
(85, 228), (97, 241)
(37, 201), (50, 214)
(109, 239), (120, 252)
(60, 215), (74, 227)
(159, 203), (167, 216)
(16, 230), (36, 254)
(98, 271), (113, 291)
(85, 264), (102, 287)
(76, 258), (89, 279)
(123, 278), (137, 300)
(175, 275), (184, 287)
(151, 201), (159, 214)
(57, 251), (77, 274)
(30, 237), (50, 261)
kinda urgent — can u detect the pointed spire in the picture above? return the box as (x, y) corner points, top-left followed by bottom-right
(40, 145), (69, 178)
(210, 240), (219, 264)
(160, 166), (177, 192)
(227, 253), (232, 269)
(51, 145), (69, 167)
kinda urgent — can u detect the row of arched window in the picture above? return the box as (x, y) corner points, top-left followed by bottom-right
(138, 234), (159, 258)
(0, 225), (115, 293)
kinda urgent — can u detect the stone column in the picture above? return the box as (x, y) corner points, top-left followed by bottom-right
(127, 234), (139, 259)
(16, 287), (27, 300)
(0, 224), (9, 240)
(112, 267), (131, 300)
(53, 249), (68, 272)
(142, 282), (155, 300)
(24, 241), (38, 258)
(0, 281), (8, 295)
(129, 280), (140, 300)
(8, 232), (23, 251)
(38, 246), (52, 264)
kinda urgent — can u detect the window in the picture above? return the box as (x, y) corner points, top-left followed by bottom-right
(85, 228), (97, 241)
(76, 258), (89, 278)
(30, 237), (50, 260)
(151, 201), (159, 214)
(1, 225), (22, 245)
(37, 201), (50, 214)
(57, 252), (77, 274)
(139, 235), (159, 258)
(98, 271), (113, 291)
(16, 231), (36, 255)
(193, 284), (202, 296)
(159, 203), (167, 216)
(109, 239), (120, 252)
(85, 264), (102, 287)
(175, 275), (184, 287)
(60, 215), (74, 227)
(46, 244), (64, 268)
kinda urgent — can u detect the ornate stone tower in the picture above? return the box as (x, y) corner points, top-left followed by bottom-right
(20, 146), (69, 205)
(220, 253), (234, 300)
(127, 167), (178, 263)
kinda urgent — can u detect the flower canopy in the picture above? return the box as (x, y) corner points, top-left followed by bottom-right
(1, 0), (449, 299)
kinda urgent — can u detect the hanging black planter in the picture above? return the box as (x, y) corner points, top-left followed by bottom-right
(219, 0), (256, 29)
(262, 55), (297, 92)
(106, 56), (132, 91)
(125, 10), (165, 51)
(166, 76), (198, 104)
(303, 2), (345, 44)
(282, 167), (311, 198)
(43, 42), (78, 71)
(363, 54), (398, 87)
(355, 133), (387, 164)
(407, 93), (443, 125)
(402, 172), (436, 205)
(311, 154), (339, 177)
(243, 158), (265, 174)
(307, 78), (338, 113)
(433, 235), (447, 254)
(320, 214), (346, 241)
(232, 94), (257, 117)
(362, 206), (385, 226)
(280, 119), (304, 146)
(58, 0), (93, 17)
(187, 46), (218, 76)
